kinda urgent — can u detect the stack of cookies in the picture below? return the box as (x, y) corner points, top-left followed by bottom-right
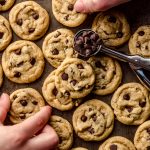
(0, 0), (150, 150)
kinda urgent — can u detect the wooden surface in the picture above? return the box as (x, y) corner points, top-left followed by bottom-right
(0, 0), (150, 149)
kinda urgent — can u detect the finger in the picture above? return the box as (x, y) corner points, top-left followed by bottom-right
(74, 0), (130, 13)
(0, 93), (10, 124)
(15, 106), (51, 139)
(26, 125), (59, 150)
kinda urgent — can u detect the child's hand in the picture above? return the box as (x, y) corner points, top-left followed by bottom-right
(0, 93), (59, 150)
(75, 0), (130, 13)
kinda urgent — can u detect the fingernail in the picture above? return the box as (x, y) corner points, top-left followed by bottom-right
(74, 0), (84, 12)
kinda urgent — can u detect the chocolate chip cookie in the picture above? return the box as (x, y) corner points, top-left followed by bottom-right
(9, 88), (45, 124)
(92, 10), (130, 47)
(52, 0), (87, 27)
(0, 15), (12, 51)
(88, 56), (122, 95)
(2, 40), (45, 83)
(72, 99), (114, 141)
(0, 64), (3, 88)
(134, 120), (150, 150)
(99, 136), (136, 150)
(0, 0), (15, 11)
(9, 1), (49, 40)
(111, 83), (150, 125)
(129, 25), (150, 57)
(55, 58), (95, 99)
(72, 148), (88, 150)
(42, 28), (76, 68)
(49, 115), (73, 150)
(42, 70), (82, 111)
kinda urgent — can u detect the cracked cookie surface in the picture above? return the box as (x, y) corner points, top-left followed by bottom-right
(88, 56), (122, 95)
(9, 88), (45, 124)
(42, 28), (76, 68)
(52, 0), (87, 27)
(111, 83), (150, 125)
(0, 64), (3, 88)
(9, 1), (49, 40)
(0, 15), (12, 51)
(2, 40), (45, 83)
(0, 0), (15, 11)
(134, 120), (150, 150)
(99, 136), (136, 150)
(72, 99), (114, 141)
(55, 58), (95, 99)
(49, 115), (73, 150)
(129, 25), (150, 57)
(92, 10), (130, 47)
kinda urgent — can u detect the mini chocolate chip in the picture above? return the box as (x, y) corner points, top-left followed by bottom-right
(13, 95), (17, 99)
(71, 80), (77, 86)
(125, 106), (133, 112)
(15, 49), (21, 55)
(116, 31), (123, 38)
(16, 19), (23, 26)
(59, 137), (63, 144)
(84, 37), (91, 44)
(147, 128), (150, 134)
(110, 144), (117, 150)
(30, 57), (36, 65)
(77, 64), (84, 69)
(91, 114), (97, 122)
(107, 16), (116, 23)
(81, 115), (87, 122)
(17, 61), (24, 67)
(138, 31), (145, 36)
(20, 100), (28, 106)
(64, 15), (69, 21)
(136, 41), (141, 48)
(68, 4), (74, 11)
(14, 71), (21, 78)
(101, 86), (106, 89)
(65, 39), (69, 44)
(88, 127), (95, 134)
(90, 33), (99, 41)
(32, 12), (39, 20)
(54, 31), (61, 38)
(95, 61), (102, 68)
(52, 48), (59, 55)
(76, 39), (83, 46)
(146, 46), (148, 50)
(123, 94), (130, 100)
(0, 0), (6, 5)
(139, 101), (146, 107)
(61, 73), (68, 80)
(89, 108), (92, 111)
(64, 91), (70, 97)
(32, 101), (38, 105)
(29, 28), (35, 33)
(20, 115), (26, 119)
(52, 87), (58, 96)
(0, 32), (4, 39)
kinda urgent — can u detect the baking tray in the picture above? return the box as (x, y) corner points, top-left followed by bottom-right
(0, 0), (150, 149)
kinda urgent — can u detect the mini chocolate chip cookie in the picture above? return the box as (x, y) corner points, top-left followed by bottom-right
(0, 64), (3, 88)
(92, 10), (130, 47)
(49, 115), (73, 150)
(9, 1), (49, 40)
(72, 99), (114, 141)
(55, 58), (95, 99)
(42, 28), (77, 68)
(42, 70), (82, 111)
(0, 0), (15, 11)
(52, 0), (87, 27)
(99, 136), (136, 150)
(2, 40), (45, 83)
(9, 88), (45, 124)
(71, 148), (88, 150)
(129, 25), (150, 57)
(111, 83), (150, 125)
(134, 120), (150, 150)
(88, 56), (122, 95)
(0, 15), (12, 51)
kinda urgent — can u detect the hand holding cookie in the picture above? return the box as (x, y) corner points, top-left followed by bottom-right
(0, 93), (58, 150)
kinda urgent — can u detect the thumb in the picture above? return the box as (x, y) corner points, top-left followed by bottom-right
(74, 0), (130, 13)
(0, 93), (10, 124)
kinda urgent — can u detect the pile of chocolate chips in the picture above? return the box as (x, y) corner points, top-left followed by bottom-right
(74, 30), (102, 57)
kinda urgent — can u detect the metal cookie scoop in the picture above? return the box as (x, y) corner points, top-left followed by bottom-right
(74, 29), (150, 72)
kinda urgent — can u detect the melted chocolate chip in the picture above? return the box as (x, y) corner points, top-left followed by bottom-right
(20, 100), (28, 106)
(61, 73), (68, 80)
(32, 101), (38, 105)
(139, 101), (146, 107)
(32, 12), (39, 20)
(30, 57), (36, 65)
(116, 31), (123, 38)
(123, 94), (130, 100)
(13, 95), (17, 99)
(52, 48), (59, 55)
(95, 61), (102, 68)
(29, 28), (35, 33)
(88, 127), (95, 134)
(146, 46), (148, 50)
(101, 86), (106, 89)
(147, 128), (150, 134)
(125, 106), (133, 112)
(71, 80), (77, 86)
(110, 144), (117, 150)
(81, 115), (87, 122)
(16, 19), (23, 26)
(91, 114), (97, 122)
(15, 49), (21, 55)
(68, 4), (74, 11)
(54, 31), (61, 38)
(138, 31), (145, 36)
(0, 32), (4, 39)
(147, 146), (150, 150)
(59, 137), (63, 144)
(52, 87), (58, 96)
(77, 64), (84, 69)
(107, 16), (116, 23)
(64, 15), (69, 21)
(136, 41), (141, 48)
(89, 108), (92, 111)
(64, 91), (70, 97)
(14, 71), (21, 78)
(17, 61), (24, 67)
(0, 0), (6, 5)
(20, 115), (26, 119)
